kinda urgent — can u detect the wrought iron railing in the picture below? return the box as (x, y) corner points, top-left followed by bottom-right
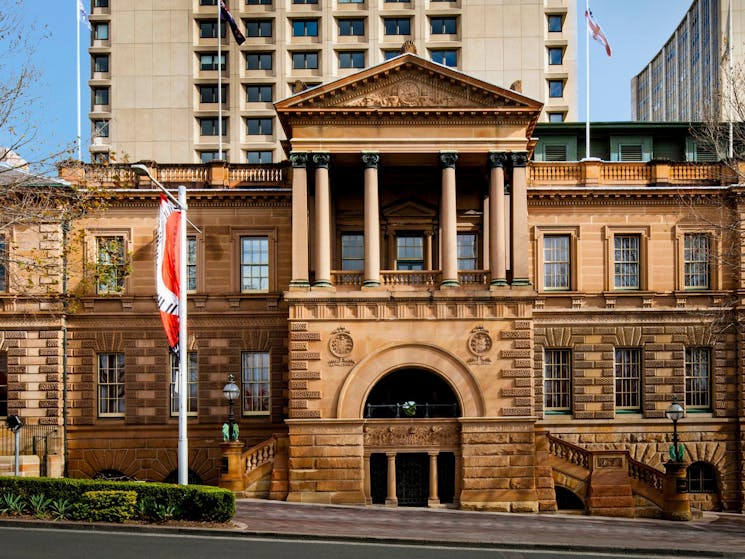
(0, 425), (59, 456)
(365, 402), (459, 419)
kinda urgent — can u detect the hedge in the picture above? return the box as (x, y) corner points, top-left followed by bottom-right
(0, 477), (235, 523)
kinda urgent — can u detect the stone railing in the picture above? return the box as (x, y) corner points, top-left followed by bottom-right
(628, 455), (664, 493)
(330, 270), (363, 286)
(381, 270), (441, 287)
(330, 269), (488, 289)
(458, 270), (489, 286)
(241, 435), (276, 480)
(547, 434), (591, 470)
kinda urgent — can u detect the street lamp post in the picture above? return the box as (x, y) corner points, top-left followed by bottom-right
(665, 396), (685, 462)
(223, 374), (240, 441)
(131, 164), (189, 485)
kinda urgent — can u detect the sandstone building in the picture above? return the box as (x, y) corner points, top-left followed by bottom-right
(2, 52), (743, 515)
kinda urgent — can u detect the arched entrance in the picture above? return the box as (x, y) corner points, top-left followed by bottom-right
(364, 366), (461, 508)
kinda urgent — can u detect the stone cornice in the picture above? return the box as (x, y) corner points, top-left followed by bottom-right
(529, 188), (728, 206)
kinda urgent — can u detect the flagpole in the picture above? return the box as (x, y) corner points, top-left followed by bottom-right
(585, 0), (590, 160)
(177, 185), (188, 486)
(76, 0), (82, 161)
(728, 0), (733, 159)
(217, 1), (223, 160)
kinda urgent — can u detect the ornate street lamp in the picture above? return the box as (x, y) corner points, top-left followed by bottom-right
(223, 374), (240, 442)
(665, 396), (685, 462)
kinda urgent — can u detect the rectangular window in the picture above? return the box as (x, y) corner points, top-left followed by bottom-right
(292, 51), (319, 69)
(614, 235), (640, 289)
(246, 20), (272, 37)
(199, 117), (227, 136)
(93, 87), (109, 105)
(246, 84), (273, 102)
(396, 235), (423, 270)
(246, 52), (273, 70)
(293, 0), (317, 3)
(340, 0), (364, 3)
(198, 84), (227, 104)
(548, 112), (565, 123)
(93, 120), (109, 138)
(338, 19), (365, 36)
(241, 236), (269, 291)
(431, 49), (457, 67)
(199, 21), (226, 39)
(383, 50), (399, 61)
(548, 47), (563, 65)
(187, 236), (197, 292)
(200, 53), (226, 71)
(0, 351), (7, 417)
(384, 18), (410, 35)
(201, 0), (217, 4)
(547, 14), (563, 32)
(544, 349), (571, 412)
(93, 54), (109, 73)
(247, 0), (272, 4)
(93, 23), (109, 40)
(339, 51), (365, 69)
(341, 234), (364, 271)
(242, 351), (270, 414)
(684, 233), (710, 289)
(170, 352), (198, 416)
(614, 348), (641, 411)
(686, 347), (711, 410)
(548, 79), (564, 98)
(246, 150), (273, 164)
(98, 353), (125, 416)
(0, 234), (7, 292)
(457, 233), (477, 270)
(96, 235), (126, 294)
(430, 17), (456, 34)
(544, 235), (570, 290)
(246, 117), (273, 135)
(292, 19), (319, 37)
(200, 151), (221, 163)
(94, 0), (109, 6)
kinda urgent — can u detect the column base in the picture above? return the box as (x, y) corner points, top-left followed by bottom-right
(362, 280), (381, 288)
(312, 280), (334, 288)
(427, 499), (442, 508)
(385, 497), (398, 506)
(490, 279), (509, 287)
(289, 280), (311, 289)
(511, 278), (532, 287)
(440, 279), (460, 288)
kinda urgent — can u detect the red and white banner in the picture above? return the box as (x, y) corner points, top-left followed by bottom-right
(586, 8), (612, 57)
(156, 194), (181, 354)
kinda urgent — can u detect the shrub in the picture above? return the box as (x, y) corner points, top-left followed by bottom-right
(50, 497), (73, 520)
(72, 490), (137, 523)
(28, 494), (52, 518)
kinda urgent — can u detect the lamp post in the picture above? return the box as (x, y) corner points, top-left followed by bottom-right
(223, 373), (240, 441)
(665, 396), (685, 462)
(131, 163), (190, 485)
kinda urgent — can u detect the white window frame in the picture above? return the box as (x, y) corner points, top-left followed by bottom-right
(242, 351), (270, 415)
(98, 352), (125, 417)
(170, 352), (198, 416)
(533, 226), (579, 292)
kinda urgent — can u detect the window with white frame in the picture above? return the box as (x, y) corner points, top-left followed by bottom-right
(396, 235), (424, 270)
(614, 348), (641, 411)
(242, 351), (270, 414)
(98, 352), (125, 416)
(341, 234), (364, 271)
(684, 233), (710, 289)
(187, 236), (197, 292)
(614, 234), (640, 289)
(170, 352), (198, 416)
(96, 235), (126, 294)
(543, 235), (570, 290)
(544, 349), (571, 413)
(240, 236), (269, 291)
(685, 347), (711, 410)
(0, 351), (7, 417)
(457, 233), (477, 270)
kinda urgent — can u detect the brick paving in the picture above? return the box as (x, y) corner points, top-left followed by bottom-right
(233, 499), (745, 557)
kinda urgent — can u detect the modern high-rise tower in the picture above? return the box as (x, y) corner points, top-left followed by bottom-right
(87, 0), (577, 164)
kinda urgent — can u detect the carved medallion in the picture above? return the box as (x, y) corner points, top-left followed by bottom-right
(467, 326), (492, 365)
(329, 327), (354, 358)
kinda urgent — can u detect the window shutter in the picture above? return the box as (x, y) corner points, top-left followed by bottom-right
(544, 144), (568, 162)
(619, 144), (643, 161)
(695, 144), (718, 162)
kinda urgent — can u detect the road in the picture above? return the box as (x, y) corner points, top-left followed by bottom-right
(0, 526), (724, 559)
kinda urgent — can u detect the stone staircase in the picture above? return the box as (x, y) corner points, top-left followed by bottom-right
(547, 434), (666, 518)
(232, 434), (289, 500)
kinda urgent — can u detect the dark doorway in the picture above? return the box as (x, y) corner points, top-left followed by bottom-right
(396, 453), (428, 506)
(364, 368), (460, 418)
(437, 452), (456, 504)
(555, 486), (584, 510)
(370, 453), (387, 505)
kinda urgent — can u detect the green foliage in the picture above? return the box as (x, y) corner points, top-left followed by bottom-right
(28, 493), (52, 518)
(0, 476), (235, 523)
(72, 490), (137, 523)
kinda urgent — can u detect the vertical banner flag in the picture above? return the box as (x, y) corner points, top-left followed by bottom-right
(156, 195), (182, 354)
(78, 0), (91, 30)
(220, 0), (246, 45)
(586, 7), (612, 57)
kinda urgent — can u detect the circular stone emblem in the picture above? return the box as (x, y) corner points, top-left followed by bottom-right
(398, 81), (420, 104)
(468, 330), (492, 355)
(329, 331), (354, 358)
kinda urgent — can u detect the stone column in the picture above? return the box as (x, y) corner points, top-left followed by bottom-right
(425, 231), (434, 270)
(385, 452), (398, 506)
(428, 452), (440, 507)
(362, 152), (381, 287)
(663, 462), (692, 521)
(289, 152), (310, 288)
(489, 152), (508, 286)
(363, 454), (372, 504)
(440, 152), (459, 288)
(313, 153), (332, 287)
(510, 152), (530, 286)
(218, 441), (245, 493)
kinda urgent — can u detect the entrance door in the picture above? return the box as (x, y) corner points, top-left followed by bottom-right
(396, 453), (428, 506)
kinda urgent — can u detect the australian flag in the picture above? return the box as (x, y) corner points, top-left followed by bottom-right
(220, 0), (246, 45)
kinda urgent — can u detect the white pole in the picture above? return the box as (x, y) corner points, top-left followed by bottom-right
(728, 0), (733, 159)
(177, 185), (189, 485)
(585, 0), (590, 160)
(217, 1), (223, 160)
(76, 0), (82, 161)
(13, 429), (19, 477)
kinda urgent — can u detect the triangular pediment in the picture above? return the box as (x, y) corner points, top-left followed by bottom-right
(275, 53), (542, 113)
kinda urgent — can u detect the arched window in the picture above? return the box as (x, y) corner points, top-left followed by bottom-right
(687, 461), (717, 493)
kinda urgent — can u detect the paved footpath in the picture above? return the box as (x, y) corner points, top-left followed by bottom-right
(233, 499), (745, 557)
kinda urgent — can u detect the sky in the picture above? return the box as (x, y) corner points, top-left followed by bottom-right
(5, 0), (694, 167)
